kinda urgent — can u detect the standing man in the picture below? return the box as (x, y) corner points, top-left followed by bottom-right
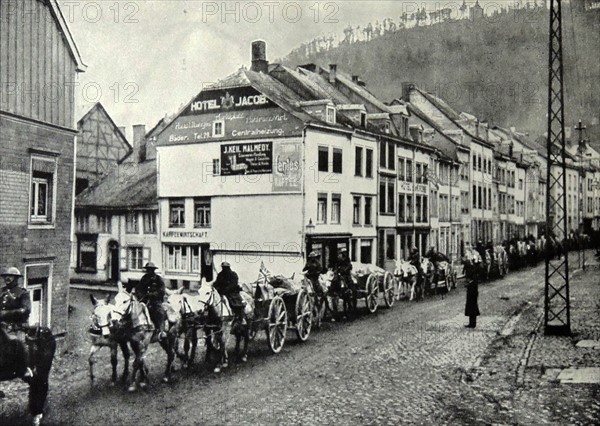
(464, 277), (480, 328)
(134, 262), (167, 341)
(303, 251), (324, 298)
(213, 262), (245, 324)
(0, 267), (33, 379)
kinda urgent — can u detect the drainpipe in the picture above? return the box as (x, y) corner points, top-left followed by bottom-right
(300, 125), (308, 260)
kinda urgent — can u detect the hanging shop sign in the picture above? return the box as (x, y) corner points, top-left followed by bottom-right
(220, 142), (273, 175)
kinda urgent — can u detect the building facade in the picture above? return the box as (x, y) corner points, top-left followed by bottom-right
(0, 0), (85, 342)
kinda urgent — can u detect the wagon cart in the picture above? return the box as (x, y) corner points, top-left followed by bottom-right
(350, 262), (397, 313)
(243, 275), (313, 354)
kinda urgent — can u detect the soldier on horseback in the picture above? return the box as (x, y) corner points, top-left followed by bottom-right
(303, 251), (324, 298)
(134, 262), (167, 341)
(213, 262), (246, 325)
(0, 267), (33, 382)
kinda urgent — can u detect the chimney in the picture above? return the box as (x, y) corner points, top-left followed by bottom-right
(329, 64), (337, 84)
(402, 82), (415, 102)
(251, 40), (268, 73)
(133, 124), (146, 162)
(352, 75), (359, 83)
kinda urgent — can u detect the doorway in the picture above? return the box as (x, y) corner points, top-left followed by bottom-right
(108, 241), (120, 282)
(27, 278), (47, 327)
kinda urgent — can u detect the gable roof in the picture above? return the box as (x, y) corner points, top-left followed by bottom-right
(48, 0), (87, 72)
(77, 102), (132, 150)
(76, 160), (157, 210)
(406, 102), (460, 162)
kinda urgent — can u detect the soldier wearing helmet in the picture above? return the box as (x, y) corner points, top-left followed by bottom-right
(303, 251), (324, 297)
(0, 267), (33, 379)
(134, 262), (167, 341)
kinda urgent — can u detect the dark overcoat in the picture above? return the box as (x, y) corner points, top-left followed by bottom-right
(464, 280), (480, 317)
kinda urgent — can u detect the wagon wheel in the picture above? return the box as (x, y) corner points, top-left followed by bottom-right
(295, 289), (312, 342)
(382, 272), (395, 308)
(445, 274), (451, 292)
(266, 296), (287, 354)
(365, 274), (379, 313)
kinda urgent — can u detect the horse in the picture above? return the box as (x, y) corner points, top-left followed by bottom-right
(300, 273), (328, 328)
(326, 270), (357, 320)
(110, 284), (180, 392)
(0, 323), (56, 426)
(88, 294), (130, 385)
(394, 259), (419, 301)
(420, 257), (436, 296)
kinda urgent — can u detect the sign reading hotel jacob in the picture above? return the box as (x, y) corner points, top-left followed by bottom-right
(221, 142), (273, 175)
(184, 86), (275, 116)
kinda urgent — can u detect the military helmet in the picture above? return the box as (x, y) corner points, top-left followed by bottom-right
(308, 251), (319, 258)
(143, 262), (158, 270)
(1, 267), (22, 277)
(221, 261), (231, 267)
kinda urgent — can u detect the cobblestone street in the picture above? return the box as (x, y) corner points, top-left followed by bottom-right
(1, 254), (599, 425)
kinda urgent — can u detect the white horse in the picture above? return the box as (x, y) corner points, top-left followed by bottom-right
(394, 260), (419, 301)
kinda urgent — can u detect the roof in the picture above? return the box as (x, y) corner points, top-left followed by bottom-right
(414, 88), (494, 148)
(48, 0), (87, 72)
(76, 160), (157, 210)
(405, 102), (460, 162)
(77, 102), (132, 150)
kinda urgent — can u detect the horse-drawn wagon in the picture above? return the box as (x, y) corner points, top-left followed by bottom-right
(350, 262), (396, 313)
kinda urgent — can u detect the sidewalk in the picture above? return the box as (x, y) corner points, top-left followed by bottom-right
(463, 252), (600, 425)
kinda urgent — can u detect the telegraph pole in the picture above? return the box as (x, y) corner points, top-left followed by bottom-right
(544, 0), (570, 336)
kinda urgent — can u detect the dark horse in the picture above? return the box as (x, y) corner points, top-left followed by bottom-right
(0, 323), (56, 425)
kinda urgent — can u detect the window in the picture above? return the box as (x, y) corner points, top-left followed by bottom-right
(416, 196), (422, 222)
(169, 199), (185, 228)
(191, 246), (201, 272)
(379, 181), (386, 213)
(326, 106), (336, 124)
(406, 195), (413, 221)
(416, 163), (423, 184)
(126, 212), (139, 234)
(360, 239), (373, 264)
(461, 191), (469, 214)
(128, 246), (149, 271)
(380, 141), (387, 167)
(331, 194), (341, 224)
(406, 159), (413, 182)
(350, 239), (358, 262)
(318, 146), (328, 172)
(77, 236), (97, 272)
(97, 214), (111, 233)
(398, 158), (406, 181)
(387, 142), (395, 170)
(398, 194), (406, 222)
(488, 187), (492, 210)
(332, 148), (342, 173)
(213, 159), (220, 175)
(423, 197), (428, 222)
(167, 245), (188, 272)
(143, 212), (156, 234)
(478, 155), (482, 171)
(382, 178), (395, 214)
(212, 120), (224, 137)
(317, 193), (327, 224)
(423, 165), (428, 183)
(355, 147), (363, 176)
(472, 185), (477, 208)
(76, 214), (90, 233)
(519, 178), (523, 190)
(478, 186), (483, 209)
(353, 196), (361, 225)
(472, 154), (477, 170)
(29, 156), (56, 224)
(360, 111), (367, 128)
(482, 186), (487, 210)
(194, 198), (211, 228)
(365, 149), (373, 178)
(364, 197), (372, 225)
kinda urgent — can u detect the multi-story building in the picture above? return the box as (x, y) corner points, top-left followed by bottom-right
(0, 0), (85, 343)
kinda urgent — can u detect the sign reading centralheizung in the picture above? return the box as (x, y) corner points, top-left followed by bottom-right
(220, 142), (273, 175)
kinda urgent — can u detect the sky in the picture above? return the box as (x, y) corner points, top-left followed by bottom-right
(61, 0), (529, 141)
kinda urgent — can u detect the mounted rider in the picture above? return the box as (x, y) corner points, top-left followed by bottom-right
(425, 246), (449, 278)
(0, 267), (33, 379)
(213, 262), (246, 325)
(303, 251), (324, 298)
(408, 247), (423, 275)
(335, 248), (353, 288)
(134, 262), (167, 341)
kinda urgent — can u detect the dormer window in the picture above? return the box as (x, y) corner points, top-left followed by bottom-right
(326, 106), (336, 124)
(360, 111), (367, 128)
(384, 121), (391, 134)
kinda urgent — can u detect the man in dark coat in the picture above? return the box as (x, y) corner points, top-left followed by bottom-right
(134, 262), (167, 340)
(213, 262), (245, 322)
(0, 267), (33, 379)
(303, 251), (324, 297)
(464, 278), (480, 328)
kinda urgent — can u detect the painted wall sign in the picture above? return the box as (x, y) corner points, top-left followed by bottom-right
(183, 86), (275, 116)
(221, 142), (273, 175)
(415, 184), (428, 194)
(399, 182), (414, 192)
(158, 107), (303, 146)
(273, 142), (302, 192)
